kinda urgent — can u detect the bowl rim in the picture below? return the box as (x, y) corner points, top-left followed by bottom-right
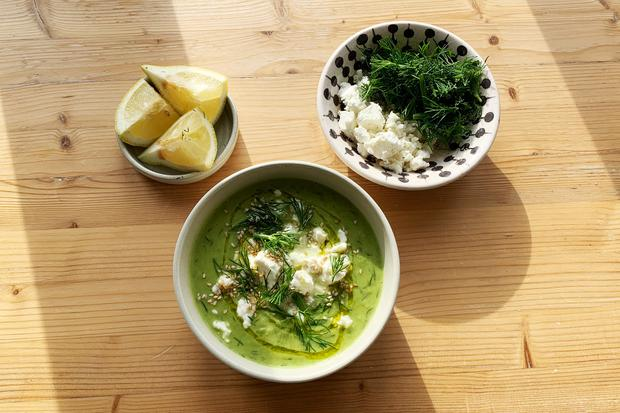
(172, 160), (400, 382)
(117, 95), (239, 184)
(316, 20), (500, 190)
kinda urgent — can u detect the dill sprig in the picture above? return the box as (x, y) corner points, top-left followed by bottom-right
(234, 199), (284, 234)
(227, 249), (256, 296)
(254, 231), (299, 255)
(360, 38), (485, 146)
(330, 254), (348, 282)
(263, 265), (294, 306)
(288, 196), (313, 230)
(290, 294), (334, 351)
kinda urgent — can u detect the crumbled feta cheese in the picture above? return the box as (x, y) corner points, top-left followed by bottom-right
(236, 297), (255, 329)
(212, 320), (231, 341)
(311, 227), (328, 245)
(338, 110), (356, 137)
(354, 126), (372, 144)
(337, 315), (353, 329)
(337, 229), (347, 243)
(329, 242), (347, 253)
(337, 77), (432, 173)
(249, 250), (281, 288)
(320, 254), (350, 284)
(290, 269), (315, 295)
(274, 189), (282, 196)
(211, 275), (235, 294)
(366, 131), (403, 160)
(338, 82), (368, 114)
(357, 103), (385, 132)
(288, 245), (321, 267)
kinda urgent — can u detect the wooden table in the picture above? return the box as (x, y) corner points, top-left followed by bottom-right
(1, 1), (619, 411)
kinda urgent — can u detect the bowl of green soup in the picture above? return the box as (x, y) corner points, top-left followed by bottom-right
(173, 161), (399, 382)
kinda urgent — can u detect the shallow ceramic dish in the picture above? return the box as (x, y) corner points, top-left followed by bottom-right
(118, 96), (238, 185)
(317, 21), (500, 190)
(173, 161), (400, 382)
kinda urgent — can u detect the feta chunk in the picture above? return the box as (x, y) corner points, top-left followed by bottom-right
(320, 254), (350, 283)
(249, 250), (281, 288)
(357, 103), (385, 132)
(212, 320), (231, 341)
(211, 275), (235, 294)
(290, 269), (315, 295)
(311, 227), (328, 245)
(337, 229), (347, 243)
(337, 315), (353, 329)
(353, 126), (372, 144)
(236, 297), (256, 329)
(338, 110), (356, 137)
(329, 242), (348, 253)
(366, 131), (403, 160)
(338, 82), (367, 114)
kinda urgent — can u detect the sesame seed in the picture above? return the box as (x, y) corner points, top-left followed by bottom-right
(224, 209), (229, 214)
(353, 220), (358, 224)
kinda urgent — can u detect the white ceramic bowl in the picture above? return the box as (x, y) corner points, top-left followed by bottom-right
(317, 21), (500, 190)
(118, 96), (239, 185)
(173, 161), (400, 382)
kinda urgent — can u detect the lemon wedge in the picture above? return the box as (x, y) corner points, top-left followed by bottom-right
(141, 65), (228, 123)
(115, 79), (180, 147)
(139, 108), (217, 172)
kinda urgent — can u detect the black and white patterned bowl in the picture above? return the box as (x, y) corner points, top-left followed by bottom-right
(316, 21), (500, 190)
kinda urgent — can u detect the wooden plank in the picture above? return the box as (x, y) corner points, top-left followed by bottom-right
(1, 0), (619, 411)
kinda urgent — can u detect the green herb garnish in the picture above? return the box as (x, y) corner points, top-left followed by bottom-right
(235, 199), (284, 234)
(288, 196), (313, 230)
(255, 231), (299, 255)
(330, 254), (348, 282)
(360, 38), (485, 146)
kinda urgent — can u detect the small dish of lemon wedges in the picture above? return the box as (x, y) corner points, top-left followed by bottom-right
(115, 65), (238, 184)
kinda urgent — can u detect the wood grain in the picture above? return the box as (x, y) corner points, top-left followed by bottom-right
(1, 0), (619, 412)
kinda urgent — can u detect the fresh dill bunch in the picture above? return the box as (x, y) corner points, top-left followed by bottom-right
(288, 196), (313, 230)
(360, 38), (484, 147)
(330, 254), (348, 282)
(254, 231), (299, 255)
(234, 198), (284, 234)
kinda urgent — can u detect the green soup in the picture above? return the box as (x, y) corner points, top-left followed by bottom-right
(190, 179), (383, 367)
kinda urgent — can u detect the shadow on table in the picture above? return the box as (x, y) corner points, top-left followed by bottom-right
(245, 313), (435, 412)
(526, 0), (620, 194)
(352, 158), (531, 323)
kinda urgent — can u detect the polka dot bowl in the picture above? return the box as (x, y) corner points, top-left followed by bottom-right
(316, 21), (500, 190)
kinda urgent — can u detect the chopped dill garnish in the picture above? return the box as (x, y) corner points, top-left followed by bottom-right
(360, 38), (485, 147)
(290, 294), (334, 351)
(233, 337), (244, 346)
(263, 265), (294, 306)
(254, 231), (299, 255)
(288, 196), (313, 230)
(234, 199), (284, 234)
(227, 249), (256, 295)
(330, 254), (348, 282)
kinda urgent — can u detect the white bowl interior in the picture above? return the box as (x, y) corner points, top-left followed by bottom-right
(317, 21), (500, 190)
(173, 161), (399, 382)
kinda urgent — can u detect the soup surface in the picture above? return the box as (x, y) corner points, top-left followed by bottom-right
(190, 179), (383, 366)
